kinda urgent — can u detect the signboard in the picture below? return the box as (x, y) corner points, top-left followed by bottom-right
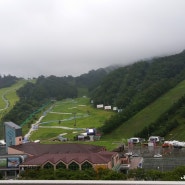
(97, 104), (104, 108)
(104, 106), (111, 110)
(7, 157), (20, 168)
(0, 158), (7, 168)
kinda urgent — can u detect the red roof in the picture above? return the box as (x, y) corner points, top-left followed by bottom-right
(21, 151), (117, 166)
(10, 142), (105, 156)
(10, 143), (117, 166)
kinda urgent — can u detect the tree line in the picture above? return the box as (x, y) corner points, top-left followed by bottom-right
(0, 75), (18, 88)
(13, 166), (185, 181)
(2, 68), (109, 126)
(2, 75), (78, 125)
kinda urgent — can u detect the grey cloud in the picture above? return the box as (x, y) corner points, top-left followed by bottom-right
(0, 0), (185, 78)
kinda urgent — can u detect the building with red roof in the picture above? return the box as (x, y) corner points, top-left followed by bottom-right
(8, 142), (123, 172)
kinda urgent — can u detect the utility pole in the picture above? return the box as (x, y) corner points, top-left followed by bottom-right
(73, 112), (76, 127)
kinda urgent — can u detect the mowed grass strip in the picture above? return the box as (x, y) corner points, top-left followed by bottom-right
(41, 97), (113, 128)
(103, 80), (185, 140)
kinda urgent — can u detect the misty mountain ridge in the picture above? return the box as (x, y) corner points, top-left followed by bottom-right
(2, 50), (185, 140)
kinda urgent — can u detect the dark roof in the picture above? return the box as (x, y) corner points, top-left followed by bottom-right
(9, 142), (106, 156)
(4, 121), (21, 129)
(21, 151), (117, 166)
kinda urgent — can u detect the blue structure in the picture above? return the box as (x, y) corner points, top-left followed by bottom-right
(4, 122), (22, 149)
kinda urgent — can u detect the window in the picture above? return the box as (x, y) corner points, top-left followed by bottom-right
(43, 162), (54, 169)
(111, 157), (114, 167)
(68, 162), (79, 170)
(81, 161), (93, 170)
(56, 162), (66, 169)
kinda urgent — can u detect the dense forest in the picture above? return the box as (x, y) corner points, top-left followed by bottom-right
(13, 166), (185, 181)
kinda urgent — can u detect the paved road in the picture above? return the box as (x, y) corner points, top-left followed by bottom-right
(24, 116), (45, 141)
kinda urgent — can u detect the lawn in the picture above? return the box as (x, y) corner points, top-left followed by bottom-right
(29, 97), (118, 150)
(40, 97), (113, 128)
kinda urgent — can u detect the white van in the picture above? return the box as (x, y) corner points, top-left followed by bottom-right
(148, 136), (160, 143)
(129, 137), (140, 144)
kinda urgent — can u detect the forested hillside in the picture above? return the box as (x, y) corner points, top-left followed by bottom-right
(2, 69), (111, 125)
(75, 69), (107, 92)
(75, 65), (120, 92)
(2, 51), (185, 140)
(91, 51), (185, 137)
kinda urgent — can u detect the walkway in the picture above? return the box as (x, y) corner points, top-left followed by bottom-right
(24, 116), (45, 141)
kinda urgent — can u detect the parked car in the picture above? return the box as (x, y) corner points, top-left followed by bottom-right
(154, 154), (162, 158)
(53, 134), (68, 142)
(57, 135), (68, 142)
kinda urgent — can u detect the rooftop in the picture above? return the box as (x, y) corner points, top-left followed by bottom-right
(9, 142), (106, 156)
(21, 151), (117, 166)
(4, 121), (21, 129)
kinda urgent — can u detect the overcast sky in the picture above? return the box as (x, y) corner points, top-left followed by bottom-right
(0, 0), (185, 78)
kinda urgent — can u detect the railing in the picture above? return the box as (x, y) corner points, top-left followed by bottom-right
(0, 180), (184, 185)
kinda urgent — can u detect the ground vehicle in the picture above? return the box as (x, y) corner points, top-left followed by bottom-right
(57, 134), (68, 142)
(0, 140), (6, 146)
(52, 134), (68, 142)
(148, 136), (161, 143)
(129, 137), (141, 144)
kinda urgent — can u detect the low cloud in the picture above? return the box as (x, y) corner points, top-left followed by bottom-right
(0, 0), (185, 78)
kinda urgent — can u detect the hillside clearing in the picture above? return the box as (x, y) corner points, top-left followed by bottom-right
(29, 97), (118, 150)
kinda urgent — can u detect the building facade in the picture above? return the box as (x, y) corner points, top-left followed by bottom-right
(4, 122), (22, 149)
(8, 142), (123, 173)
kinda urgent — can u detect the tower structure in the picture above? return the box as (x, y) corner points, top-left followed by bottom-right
(4, 121), (22, 148)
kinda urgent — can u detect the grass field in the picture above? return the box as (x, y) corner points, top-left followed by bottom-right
(41, 98), (111, 128)
(29, 97), (120, 150)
